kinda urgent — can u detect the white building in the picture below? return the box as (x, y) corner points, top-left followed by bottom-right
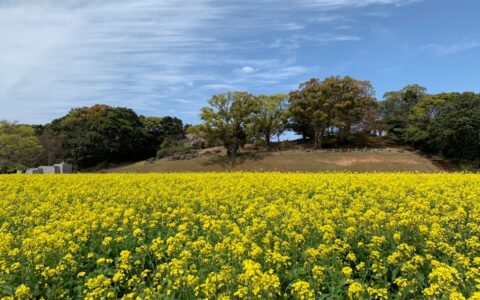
(25, 162), (73, 174)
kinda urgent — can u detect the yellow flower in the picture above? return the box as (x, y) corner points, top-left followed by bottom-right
(290, 280), (314, 300)
(113, 271), (125, 283)
(348, 281), (364, 299)
(342, 266), (353, 277)
(0, 173), (479, 299)
(15, 284), (32, 298)
(102, 236), (113, 246)
(367, 287), (388, 299)
(312, 265), (325, 283)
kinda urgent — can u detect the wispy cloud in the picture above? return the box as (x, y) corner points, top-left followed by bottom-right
(297, 0), (421, 9)
(0, 0), (422, 123)
(420, 41), (480, 55)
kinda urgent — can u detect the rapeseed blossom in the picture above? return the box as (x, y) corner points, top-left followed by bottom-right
(0, 173), (479, 299)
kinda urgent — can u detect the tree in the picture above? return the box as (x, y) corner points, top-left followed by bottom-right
(428, 92), (480, 161)
(322, 76), (377, 142)
(141, 116), (185, 157)
(251, 94), (289, 148)
(0, 121), (43, 173)
(380, 84), (427, 142)
(200, 92), (258, 157)
(404, 93), (453, 151)
(289, 79), (329, 148)
(49, 104), (147, 168)
(34, 125), (65, 165)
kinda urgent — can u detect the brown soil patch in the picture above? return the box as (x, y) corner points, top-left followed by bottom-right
(317, 155), (421, 166)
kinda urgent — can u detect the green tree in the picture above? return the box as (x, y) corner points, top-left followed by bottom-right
(200, 91), (258, 157)
(140, 116), (185, 157)
(251, 94), (289, 148)
(380, 84), (427, 142)
(49, 104), (146, 168)
(405, 93), (453, 150)
(34, 125), (65, 165)
(322, 76), (377, 143)
(0, 121), (43, 173)
(428, 92), (480, 162)
(289, 79), (329, 148)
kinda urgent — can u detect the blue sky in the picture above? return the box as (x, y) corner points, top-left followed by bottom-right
(1, 0), (479, 124)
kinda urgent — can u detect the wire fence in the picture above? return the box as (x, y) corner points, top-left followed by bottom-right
(288, 147), (403, 153)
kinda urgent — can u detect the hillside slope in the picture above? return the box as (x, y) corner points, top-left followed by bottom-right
(104, 148), (445, 173)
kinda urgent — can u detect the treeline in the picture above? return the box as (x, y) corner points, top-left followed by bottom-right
(195, 78), (479, 167)
(1, 105), (185, 172)
(196, 76), (380, 156)
(1, 75), (479, 172)
(381, 85), (480, 165)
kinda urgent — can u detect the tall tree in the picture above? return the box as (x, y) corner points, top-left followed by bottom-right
(380, 84), (427, 142)
(49, 104), (146, 168)
(200, 92), (258, 157)
(428, 92), (480, 161)
(251, 94), (289, 148)
(140, 116), (184, 157)
(322, 76), (377, 142)
(38, 127), (65, 165)
(0, 121), (43, 173)
(404, 93), (453, 151)
(289, 79), (329, 148)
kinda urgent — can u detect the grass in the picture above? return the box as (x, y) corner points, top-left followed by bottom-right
(104, 147), (444, 173)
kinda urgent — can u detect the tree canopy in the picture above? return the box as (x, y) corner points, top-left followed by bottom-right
(141, 116), (185, 157)
(250, 94), (289, 148)
(48, 105), (147, 168)
(200, 92), (258, 157)
(0, 121), (43, 173)
(289, 76), (377, 148)
(2, 75), (478, 170)
(380, 84), (427, 143)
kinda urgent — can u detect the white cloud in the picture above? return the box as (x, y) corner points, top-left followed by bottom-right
(297, 0), (421, 9)
(236, 66), (256, 74)
(0, 0), (423, 123)
(420, 41), (480, 55)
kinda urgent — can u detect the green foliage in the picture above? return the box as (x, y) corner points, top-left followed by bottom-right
(0, 121), (43, 173)
(44, 105), (185, 168)
(249, 94), (289, 147)
(141, 116), (185, 157)
(380, 84), (427, 142)
(289, 76), (377, 148)
(35, 125), (65, 165)
(156, 139), (191, 159)
(404, 93), (453, 150)
(49, 105), (147, 168)
(289, 78), (330, 148)
(427, 92), (480, 162)
(383, 86), (480, 167)
(323, 76), (377, 143)
(200, 92), (258, 157)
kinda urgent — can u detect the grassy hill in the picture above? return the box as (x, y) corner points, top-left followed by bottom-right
(104, 147), (448, 173)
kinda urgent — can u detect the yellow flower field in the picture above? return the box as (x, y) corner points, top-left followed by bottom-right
(0, 173), (479, 299)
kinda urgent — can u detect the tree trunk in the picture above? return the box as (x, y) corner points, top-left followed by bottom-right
(226, 142), (239, 158)
(228, 147), (237, 157)
(265, 131), (271, 149)
(313, 128), (323, 149)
